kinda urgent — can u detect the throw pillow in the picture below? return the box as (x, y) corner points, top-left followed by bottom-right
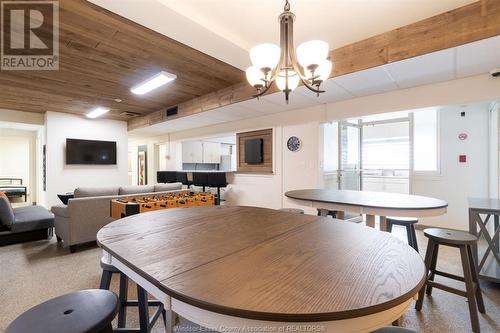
(0, 194), (15, 227)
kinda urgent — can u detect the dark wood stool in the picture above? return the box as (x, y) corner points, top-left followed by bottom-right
(372, 327), (417, 333)
(6, 289), (118, 333)
(386, 217), (419, 252)
(100, 258), (170, 333)
(415, 228), (485, 333)
(278, 208), (304, 214)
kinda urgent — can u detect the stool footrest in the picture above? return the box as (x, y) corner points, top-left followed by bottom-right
(434, 270), (465, 282)
(427, 281), (467, 297)
(123, 300), (163, 307)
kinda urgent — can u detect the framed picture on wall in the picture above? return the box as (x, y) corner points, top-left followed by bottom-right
(138, 145), (147, 185)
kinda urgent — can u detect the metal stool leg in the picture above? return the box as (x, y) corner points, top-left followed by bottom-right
(405, 224), (414, 248)
(118, 273), (129, 328)
(426, 242), (439, 296)
(410, 224), (419, 252)
(467, 245), (485, 314)
(416, 239), (435, 311)
(460, 245), (481, 333)
(99, 269), (113, 290)
(137, 285), (151, 333)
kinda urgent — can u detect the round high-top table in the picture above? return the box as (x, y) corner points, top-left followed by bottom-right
(97, 206), (426, 333)
(285, 189), (448, 231)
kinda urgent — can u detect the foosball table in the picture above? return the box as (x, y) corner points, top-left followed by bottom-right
(110, 191), (215, 219)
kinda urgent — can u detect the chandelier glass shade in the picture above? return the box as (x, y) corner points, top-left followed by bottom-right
(246, 0), (332, 102)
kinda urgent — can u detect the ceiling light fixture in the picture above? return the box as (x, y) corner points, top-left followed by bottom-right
(86, 107), (110, 119)
(246, 0), (331, 103)
(131, 71), (177, 95)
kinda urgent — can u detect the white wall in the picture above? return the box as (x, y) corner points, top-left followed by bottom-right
(0, 129), (36, 202)
(45, 112), (128, 208)
(413, 104), (490, 230)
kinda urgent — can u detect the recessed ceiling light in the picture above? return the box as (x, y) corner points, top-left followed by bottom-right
(131, 71), (177, 95)
(114, 98), (123, 103)
(86, 107), (110, 119)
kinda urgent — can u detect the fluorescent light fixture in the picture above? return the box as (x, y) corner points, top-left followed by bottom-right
(131, 71), (177, 95)
(86, 107), (110, 119)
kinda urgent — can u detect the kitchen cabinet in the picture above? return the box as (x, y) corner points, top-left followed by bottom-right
(202, 142), (221, 163)
(182, 141), (203, 163)
(182, 141), (222, 164)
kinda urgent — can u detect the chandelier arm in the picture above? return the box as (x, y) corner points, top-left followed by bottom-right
(254, 80), (275, 97)
(299, 77), (325, 94)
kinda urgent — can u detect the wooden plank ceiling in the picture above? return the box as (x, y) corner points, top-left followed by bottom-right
(0, 0), (244, 120)
(129, 0), (500, 131)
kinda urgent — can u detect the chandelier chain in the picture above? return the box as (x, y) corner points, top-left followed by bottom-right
(284, 0), (290, 12)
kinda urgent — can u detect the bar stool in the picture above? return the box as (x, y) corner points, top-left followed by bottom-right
(157, 171), (178, 184)
(386, 217), (419, 252)
(415, 228), (485, 333)
(192, 172), (209, 192)
(278, 208), (304, 214)
(6, 289), (118, 333)
(175, 171), (193, 189)
(207, 172), (228, 205)
(100, 258), (168, 332)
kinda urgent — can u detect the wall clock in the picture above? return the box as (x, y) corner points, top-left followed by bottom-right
(287, 136), (302, 152)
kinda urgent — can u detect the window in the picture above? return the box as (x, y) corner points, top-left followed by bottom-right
(413, 109), (439, 173)
(362, 122), (410, 170)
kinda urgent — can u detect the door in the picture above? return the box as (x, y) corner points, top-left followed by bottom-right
(339, 120), (361, 190)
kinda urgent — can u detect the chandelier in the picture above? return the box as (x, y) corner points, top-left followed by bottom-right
(246, 0), (332, 103)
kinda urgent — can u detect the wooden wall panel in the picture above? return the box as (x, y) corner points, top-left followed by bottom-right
(236, 129), (273, 174)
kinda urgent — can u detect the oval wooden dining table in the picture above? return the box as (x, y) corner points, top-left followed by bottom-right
(285, 189), (448, 231)
(97, 206), (426, 333)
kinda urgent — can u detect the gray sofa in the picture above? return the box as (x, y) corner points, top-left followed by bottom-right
(0, 195), (55, 246)
(51, 183), (183, 252)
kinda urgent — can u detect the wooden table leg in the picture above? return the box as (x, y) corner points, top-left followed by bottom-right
(366, 214), (375, 228)
(337, 211), (345, 220)
(380, 216), (387, 232)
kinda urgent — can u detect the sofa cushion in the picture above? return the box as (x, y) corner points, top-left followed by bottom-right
(154, 183), (182, 192)
(74, 187), (119, 198)
(0, 194), (15, 227)
(119, 185), (155, 195)
(11, 206), (55, 233)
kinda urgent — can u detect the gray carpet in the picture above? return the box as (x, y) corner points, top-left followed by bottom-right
(0, 227), (499, 333)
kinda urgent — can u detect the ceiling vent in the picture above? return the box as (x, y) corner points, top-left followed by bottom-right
(166, 106), (178, 117)
(119, 111), (141, 117)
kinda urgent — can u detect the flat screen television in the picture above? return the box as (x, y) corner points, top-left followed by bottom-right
(245, 138), (263, 164)
(66, 138), (117, 165)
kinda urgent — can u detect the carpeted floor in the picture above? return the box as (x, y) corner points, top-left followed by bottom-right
(0, 226), (499, 333)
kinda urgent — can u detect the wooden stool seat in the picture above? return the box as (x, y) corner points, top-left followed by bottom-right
(372, 327), (417, 333)
(278, 208), (305, 214)
(416, 228), (485, 332)
(386, 217), (419, 252)
(6, 290), (118, 333)
(424, 228), (478, 245)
